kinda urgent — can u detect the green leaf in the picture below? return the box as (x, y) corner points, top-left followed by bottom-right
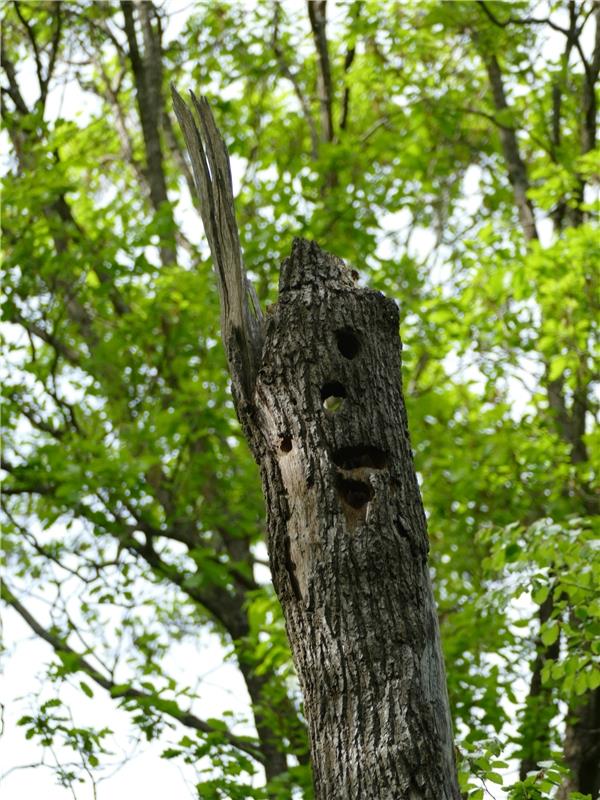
(80, 681), (94, 698)
(532, 585), (550, 605)
(574, 671), (589, 696)
(86, 270), (101, 289)
(541, 622), (560, 647)
(504, 543), (521, 562)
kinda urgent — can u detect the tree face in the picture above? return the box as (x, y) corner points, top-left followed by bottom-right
(248, 239), (458, 797)
(2, 1), (599, 798)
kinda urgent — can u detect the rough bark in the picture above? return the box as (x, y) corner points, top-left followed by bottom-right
(173, 91), (460, 799)
(252, 240), (460, 799)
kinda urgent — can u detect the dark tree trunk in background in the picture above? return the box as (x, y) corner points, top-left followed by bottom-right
(557, 688), (600, 800)
(518, 593), (560, 781)
(477, 14), (600, 793)
(173, 90), (460, 799)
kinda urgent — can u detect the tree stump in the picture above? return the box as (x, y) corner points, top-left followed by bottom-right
(173, 88), (461, 800)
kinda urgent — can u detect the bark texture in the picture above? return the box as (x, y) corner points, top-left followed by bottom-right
(173, 90), (460, 799)
(253, 240), (459, 799)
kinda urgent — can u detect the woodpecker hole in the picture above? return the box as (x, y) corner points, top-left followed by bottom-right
(332, 444), (388, 470)
(336, 476), (373, 509)
(335, 328), (360, 360)
(280, 435), (293, 453)
(321, 381), (346, 412)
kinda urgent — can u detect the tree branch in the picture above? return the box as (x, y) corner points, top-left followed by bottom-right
(477, 0), (592, 81)
(271, 3), (320, 159)
(478, 0), (570, 38)
(0, 42), (30, 114)
(307, 0), (334, 143)
(42, 2), (63, 104)
(121, 0), (175, 265)
(13, 1), (44, 97)
(10, 1), (62, 107)
(0, 582), (264, 763)
(18, 403), (66, 440)
(581, 2), (600, 155)
(339, 1), (362, 132)
(483, 54), (538, 242)
(10, 310), (81, 365)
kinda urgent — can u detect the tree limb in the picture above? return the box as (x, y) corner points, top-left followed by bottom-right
(10, 311), (81, 365)
(271, 3), (320, 160)
(13, 1), (44, 97)
(42, 2), (63, 104)
(477, 0), (592, 82)
(483, 54), (538, 242)
(0, 42), (30, 114)
(121, 0), (175, 266)
(581, 2), (600, 155)
(339, 1), (362, 132)
(0, 582), (264, 763)
(307, 0), (334, 144)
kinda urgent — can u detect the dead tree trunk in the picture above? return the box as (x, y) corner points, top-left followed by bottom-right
(173, 89), (460, 799)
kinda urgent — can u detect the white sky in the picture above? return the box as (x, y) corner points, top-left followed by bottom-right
(1, 618), (264, 799)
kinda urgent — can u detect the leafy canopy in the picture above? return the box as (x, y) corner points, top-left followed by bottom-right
(1, 1), (598, 798)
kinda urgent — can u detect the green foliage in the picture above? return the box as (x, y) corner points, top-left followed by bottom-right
(458, 740), (591, 800)
(1, 0), (598, 796)
(17, 699), (112, 782)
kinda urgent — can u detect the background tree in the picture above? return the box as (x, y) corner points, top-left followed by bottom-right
(1, 1), (598, 798)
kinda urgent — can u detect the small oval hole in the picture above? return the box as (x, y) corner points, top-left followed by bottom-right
(336, 476), (373, 509)
(332, 445), (388, 470)
(321, 381), (346, 412)
(335, 328), (360, 359)
(280, 436), (293, 453)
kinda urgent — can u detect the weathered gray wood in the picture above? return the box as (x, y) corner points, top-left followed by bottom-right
(174, 93), (460, 798)
(171, 87), (262, 404)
